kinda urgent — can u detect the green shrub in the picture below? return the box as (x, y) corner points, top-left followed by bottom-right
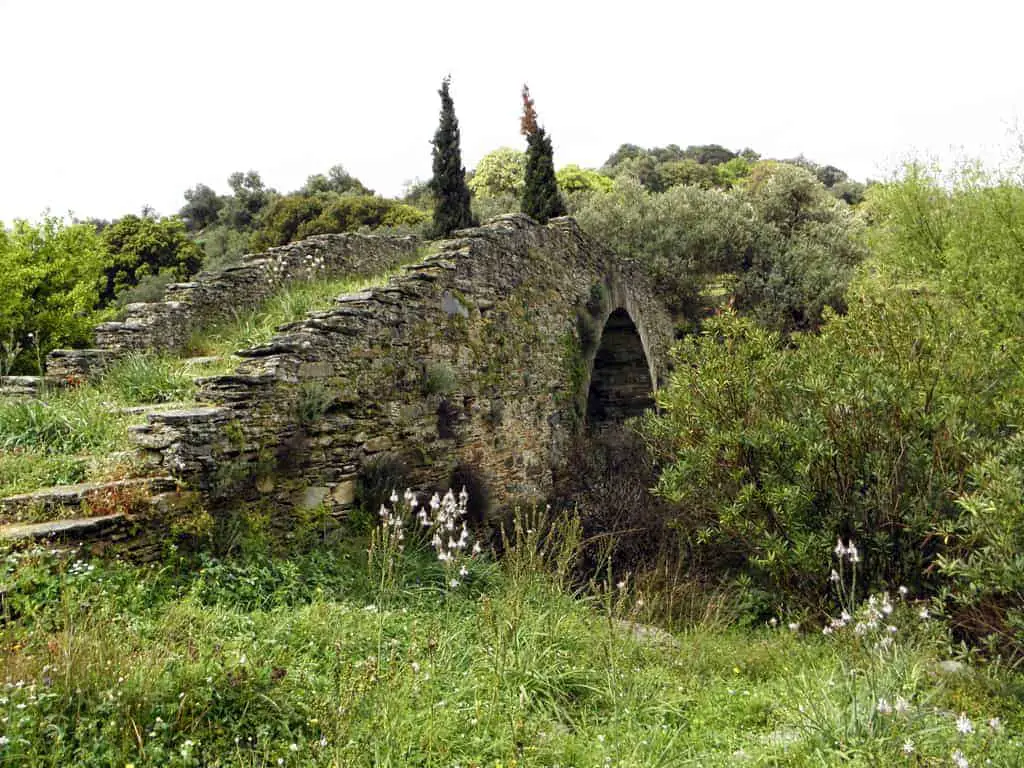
(292, 381), (334, 426)
(100, 213), (202, 306)
(0, 216), (111, 374)
(645, 161), (1024, 653)
(423, 361), (458, 395)
(250, 193), (426, 251)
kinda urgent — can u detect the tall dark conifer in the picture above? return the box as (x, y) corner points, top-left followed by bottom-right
(520, 85), (566, 223)
(429, 76), (475, 237)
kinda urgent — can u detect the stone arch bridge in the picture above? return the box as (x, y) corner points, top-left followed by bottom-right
(133, 215), (674, 517)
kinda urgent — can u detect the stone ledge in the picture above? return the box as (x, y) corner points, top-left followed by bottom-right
(0, 477), (177, 523)
(0, 514), (126, 541)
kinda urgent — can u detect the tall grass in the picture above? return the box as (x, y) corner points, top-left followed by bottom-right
(0, 509), (1018, 766)
(187, 270), (407, 357)
(0, 354), (197, 497)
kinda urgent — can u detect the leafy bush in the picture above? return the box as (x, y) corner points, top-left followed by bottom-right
(576, 176), (760, 315)
(250, 193), (426, 251)
(100, 213), (203, 305)
(645, 162), (1024, 655)
(0, 217), (110, 374)
(731, 161), (868, 331)
(468, 147), (526, 198)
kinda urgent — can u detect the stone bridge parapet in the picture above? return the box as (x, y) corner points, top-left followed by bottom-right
(130, 215), (674, 517)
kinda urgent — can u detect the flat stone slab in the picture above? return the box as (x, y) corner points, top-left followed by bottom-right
(146, 407), (227, 425)
(0, 376), (42, 397)
(0, 514), (125, 541)
(0, 477), (176, 523)
(114, 401), (195, 416)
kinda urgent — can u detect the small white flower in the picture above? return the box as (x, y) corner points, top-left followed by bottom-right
(895, 696), (910, 714)
(847, 543), (860, 563)
(289, 743), (298, 752)
(902, 739), (914, 754)
(788, 622), (799, 632)
(318, 737), (328, 748)
(0, 735), (8, 746)
(919, 607), (931, 620)
(877, 697), (893, 715)
(459, 565), (468, 577)
(988, 716), (1001, 732)
(955, 712), (973, 734)
(829, 569), (840, 583)
(898, 585), (909, 598)
(449, 578), (460, 588)
(951, 749), (968, 768)
(834, 538), (846, 557)
(596, 734), (605, 743)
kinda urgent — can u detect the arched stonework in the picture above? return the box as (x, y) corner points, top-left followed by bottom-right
(132, 215), (676, 515)
(586, 308), (655, 425)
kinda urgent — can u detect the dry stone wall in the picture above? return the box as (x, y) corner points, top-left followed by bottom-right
(45, 232), (421, 380)
(130, 215), (674, 519)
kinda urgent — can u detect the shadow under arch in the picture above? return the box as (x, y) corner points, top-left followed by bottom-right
(585, 307), (655, 427)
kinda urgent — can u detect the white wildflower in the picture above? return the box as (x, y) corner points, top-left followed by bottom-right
(952, 749), (968, 768)
(877, 697), (893, 715)
(902, 740), (914, 754)
(955, 712), (973, 734)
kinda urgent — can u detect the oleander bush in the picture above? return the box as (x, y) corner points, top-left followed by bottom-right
(645, 160), (1024, 656)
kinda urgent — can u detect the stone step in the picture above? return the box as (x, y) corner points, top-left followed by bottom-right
(45, 348), (119, 383)
(113, 401), (196, 416)
(0, 376), (43, 398)
(181, 356), (227, 368)
(0, 514), (127, 542)
(0, 477), (177, 525)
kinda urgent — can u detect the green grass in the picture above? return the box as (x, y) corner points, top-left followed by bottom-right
(0, 264), (414, 499)
(186, 270), (409, 357)
(0, 354), (197, 498)
(0, 516), (1020, 767)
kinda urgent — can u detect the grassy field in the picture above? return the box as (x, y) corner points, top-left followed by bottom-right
(0, 509), (1019, 767)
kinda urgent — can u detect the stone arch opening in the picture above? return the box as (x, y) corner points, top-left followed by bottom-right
(585, 308), (655, 426)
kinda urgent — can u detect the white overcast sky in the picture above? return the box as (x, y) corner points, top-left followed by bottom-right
(2, 0), (1022, 222)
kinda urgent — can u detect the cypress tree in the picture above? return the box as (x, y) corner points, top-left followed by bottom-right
(520, 85), (566, 223)
(429, 76), (475, 237)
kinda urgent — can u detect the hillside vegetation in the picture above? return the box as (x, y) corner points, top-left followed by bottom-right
(2, 120), (1024, 766)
